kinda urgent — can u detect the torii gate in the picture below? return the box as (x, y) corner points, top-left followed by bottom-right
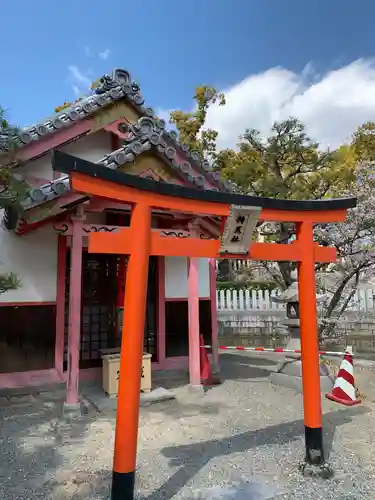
(53, 151), (356, 500)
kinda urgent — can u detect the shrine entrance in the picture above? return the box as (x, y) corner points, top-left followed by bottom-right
(64, 251), (158, 369)
(53, 150), (356, 500)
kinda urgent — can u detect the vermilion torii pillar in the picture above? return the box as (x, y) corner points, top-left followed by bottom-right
(52, 151), (356, 500)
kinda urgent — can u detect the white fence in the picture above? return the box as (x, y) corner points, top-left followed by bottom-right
(216, 287), (375, 314)
(217, 289), (284, 312)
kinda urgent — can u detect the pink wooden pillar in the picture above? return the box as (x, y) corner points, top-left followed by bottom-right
(55, 235), (67, 376)
(65, 214), (84, 406)
(187, 257), (201, 386)
(209, 258), (220, 373)
(157, 256), (166, 367)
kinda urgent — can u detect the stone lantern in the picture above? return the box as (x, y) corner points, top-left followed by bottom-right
(269, 269), (333, 393)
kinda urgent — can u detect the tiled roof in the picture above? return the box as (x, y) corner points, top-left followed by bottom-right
(10, 69), (156, 148)
(21, 116), (233, 211)
(2, 68), (233, 232)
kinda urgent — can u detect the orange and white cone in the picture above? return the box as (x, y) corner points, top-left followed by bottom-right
(325, 346), (361, 406)
(200, 335), (220, 386)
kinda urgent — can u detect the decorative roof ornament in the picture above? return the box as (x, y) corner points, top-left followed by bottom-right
(13, 68), (146, 148)
(93, 74), (120, 95)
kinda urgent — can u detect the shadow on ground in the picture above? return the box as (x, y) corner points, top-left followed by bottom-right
(144, 397), (225, 418)
(142, 405), (370, 500)
(143, 352), (279, 415)
(219, 352), (278, 367)
(152, 352), (278, 392)
(0, 391), (109, 499)
(218, 352), (278, 381)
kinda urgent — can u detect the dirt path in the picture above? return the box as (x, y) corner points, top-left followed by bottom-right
(0, 352), (374, 499)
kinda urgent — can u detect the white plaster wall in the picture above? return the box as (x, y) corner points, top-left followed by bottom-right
(0, 131), (112, 303)
(165, 257), (210, 299)
(17, 131), (112, 181)
(61, 130), (112, 163)
(0, 219), (58, 303)
(197, 258), (210, 297)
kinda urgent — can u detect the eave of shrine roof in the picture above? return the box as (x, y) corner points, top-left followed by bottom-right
(20, 116), (233, 212)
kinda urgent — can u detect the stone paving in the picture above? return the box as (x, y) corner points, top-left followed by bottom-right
(0, 352), (375, 499)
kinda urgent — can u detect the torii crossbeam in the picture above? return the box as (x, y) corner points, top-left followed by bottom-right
(53, 151), (356, 500)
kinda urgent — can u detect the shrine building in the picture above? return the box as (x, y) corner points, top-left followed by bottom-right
(0, 68), (224, 390)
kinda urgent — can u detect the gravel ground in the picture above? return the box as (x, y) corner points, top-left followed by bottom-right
(1, 352), (375, 499)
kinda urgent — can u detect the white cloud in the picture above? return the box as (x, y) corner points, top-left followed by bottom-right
(67, 65), (91, 95)
(161, 58), (375, 151)
(83, 45), (91, 57)
(72, 85), (80, 97)
(68, 65), (91, 87)
(99, 48), (111, 60)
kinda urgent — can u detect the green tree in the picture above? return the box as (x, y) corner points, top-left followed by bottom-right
(170, 90), (356, 285)
(169, 86), (225, 162)
(0, 105), (27, 294)
(169, 88), (374, 337)
(216, 121), (356, 199)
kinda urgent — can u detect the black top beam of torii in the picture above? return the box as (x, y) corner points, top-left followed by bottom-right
(52, 151), (356, 213)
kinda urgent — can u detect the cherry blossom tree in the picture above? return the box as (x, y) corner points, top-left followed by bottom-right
(313, 166), (375, 337)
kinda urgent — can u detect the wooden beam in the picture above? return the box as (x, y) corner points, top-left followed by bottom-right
(72, 174), (230, 217)
(88, 228), (337, 263)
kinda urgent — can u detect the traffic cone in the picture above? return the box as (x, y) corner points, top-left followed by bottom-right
(325, 346), (361, 406)
(200, 335), (220, 386)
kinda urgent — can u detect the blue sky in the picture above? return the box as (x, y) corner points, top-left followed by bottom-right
(2, 0), (375, 143)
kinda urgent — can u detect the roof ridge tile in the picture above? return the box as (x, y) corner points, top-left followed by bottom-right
(13, 69), (143, 147)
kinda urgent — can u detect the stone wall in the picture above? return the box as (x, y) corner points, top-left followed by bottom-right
(218, 311), (375, 355)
